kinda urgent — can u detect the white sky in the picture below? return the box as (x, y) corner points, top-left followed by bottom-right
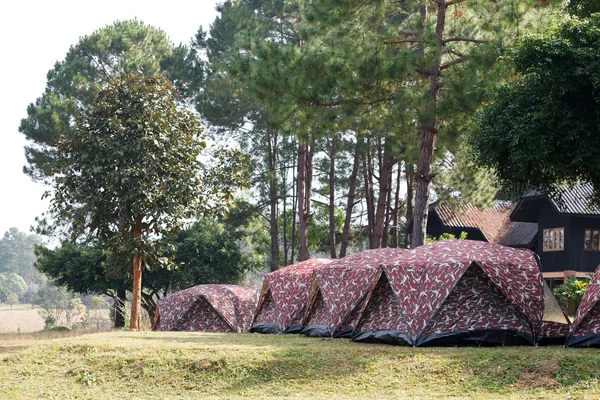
(0, 0), (219, 236)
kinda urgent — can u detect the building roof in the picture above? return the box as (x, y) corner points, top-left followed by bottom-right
(431, 200), (536, 247)
(524, 183), (600, 215)
(512, 183), (600, 222)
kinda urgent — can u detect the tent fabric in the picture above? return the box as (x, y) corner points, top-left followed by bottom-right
(566, 266), (600, 347)
(539, 282), (571, 345)
(353, 240), (544, 346)
(156, 284), (258, 333)
(251, 259), (332, 334)
(302, 248), (408, 337)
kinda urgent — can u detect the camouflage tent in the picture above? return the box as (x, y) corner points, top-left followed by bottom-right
(302, 249), (408, 338)
(155, 284), (258, 333)
(566, 267), (600, 347)
(251, 259), (333, 334)
(353, 241), (545, 346)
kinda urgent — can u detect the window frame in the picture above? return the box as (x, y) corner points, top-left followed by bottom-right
(584, 228), (600, 251)
(543, 227), (564, 252)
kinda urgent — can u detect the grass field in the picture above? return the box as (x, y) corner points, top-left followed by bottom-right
(0, 331), (599, 399)
(0, 304), (44, 333)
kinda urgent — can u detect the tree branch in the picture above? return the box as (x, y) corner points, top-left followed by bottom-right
(440, 55), (470, 70)
(443, 37), (488, 45)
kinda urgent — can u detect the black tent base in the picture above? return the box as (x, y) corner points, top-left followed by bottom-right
(352, 330), (413, 346)
(566, 334), (600, 348)
(353, 329), (534, 347)
(250, 323), (284, 334)
(301, 324), (331, 337)
(283, 325), (303, 334)
(538, 336), (568, 346)
(417, 330), (534, 347)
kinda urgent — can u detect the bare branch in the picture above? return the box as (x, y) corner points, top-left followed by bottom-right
(440, 55), (470, 70)
(443, 37), (488, 45)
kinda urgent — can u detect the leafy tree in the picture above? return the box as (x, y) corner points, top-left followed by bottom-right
(64, 298), (87, 329)
(21, 288), (39, 309)
(470, 13), (600, 203)
(0, 287), (11, 304)
(433, 145), (500, 209)
(0, 228), (44, 284)
(48, 73), (227, 331)
(6, 292), (19, 309)
(38, 284), (72, 326)
(0, 273), (28, 296)
(19, 20), (202, 182)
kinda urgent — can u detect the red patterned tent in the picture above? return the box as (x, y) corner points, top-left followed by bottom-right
(566, 266), (600, 347)
(353, 240), (545, 346)
(301, 249), (408, 338)
(251, 258), (333, 334)
(155, 284), (258, 333)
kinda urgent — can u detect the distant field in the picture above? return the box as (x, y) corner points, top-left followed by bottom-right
(0, 304), (44, 333)
(0, 331), (599, 399)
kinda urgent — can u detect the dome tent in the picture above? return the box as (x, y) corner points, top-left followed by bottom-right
(251, 258), (333, 334)
(353, 240), (545, 346)
(301, 248), (408, 338)
(155, 284), (258, 333)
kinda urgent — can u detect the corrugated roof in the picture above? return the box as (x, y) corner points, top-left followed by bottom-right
(524, 182), (600, 215)
(432, 200), (537, 247)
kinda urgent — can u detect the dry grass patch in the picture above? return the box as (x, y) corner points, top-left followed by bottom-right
(0, 331), (599, 399)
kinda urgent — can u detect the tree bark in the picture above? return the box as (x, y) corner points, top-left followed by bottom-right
(130, 219), (143, 331)
(363, 142), (376, 248)
(405, 163), (414, 248)
(328, 136), (337, 258)
(297, 142), (309, 261)
(392, 165), (402, 248)
(372, 144), (394, 249)
(268, 130), (280, 271)
(291, 149), (298, 264)
(113, 288), (127, 328)
(382, 166), (394, 248)
(282, 162), (289, 266)
(340, 136), (362, 258)
(411, 1), (445, 248)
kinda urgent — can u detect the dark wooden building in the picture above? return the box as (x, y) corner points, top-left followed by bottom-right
(510, 183), (600, 287)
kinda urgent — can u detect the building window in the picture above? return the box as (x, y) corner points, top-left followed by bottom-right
(584, 229), (600, 251)
(543, 228), (564, 252)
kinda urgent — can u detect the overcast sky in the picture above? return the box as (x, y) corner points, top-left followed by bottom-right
(0, 0), (219, 236)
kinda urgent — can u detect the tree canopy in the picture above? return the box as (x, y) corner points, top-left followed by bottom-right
(470, 13), (600, 203)
(49, 73), (215, 330)
(19, 20), (202, 182)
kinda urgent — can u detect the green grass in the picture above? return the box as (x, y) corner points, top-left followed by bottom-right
(0, 331), (599, 399)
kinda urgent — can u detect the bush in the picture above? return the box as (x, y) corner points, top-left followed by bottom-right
(45, 326), (70, 332)
(553, 277), (589, 310)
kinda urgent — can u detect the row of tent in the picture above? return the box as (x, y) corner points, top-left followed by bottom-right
(153, 240), (600, 347)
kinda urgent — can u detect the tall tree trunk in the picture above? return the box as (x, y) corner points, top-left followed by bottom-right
(328, 136), (337, 258)
(130, 218), (143, 331)
(113, 288), (127, 328)
(268, 130), (279, 271)
(411, 2), (444, 248)
(392, 165), (402, 248)
(283, 162), (289, 266)
(363, 142), (375, 248)
(382, 167), (394, 248)
(372, 145), (394, 248)
(303, 140), (315, 259)
(405, 163), (414, 248)
(291, 150), (298, 264)
(340, 136), (362, 258)
(297, 142), (309, 261)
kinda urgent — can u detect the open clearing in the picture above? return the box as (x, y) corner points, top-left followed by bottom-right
(0, 331), (599, 399)
(0, 304), (44, 333)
